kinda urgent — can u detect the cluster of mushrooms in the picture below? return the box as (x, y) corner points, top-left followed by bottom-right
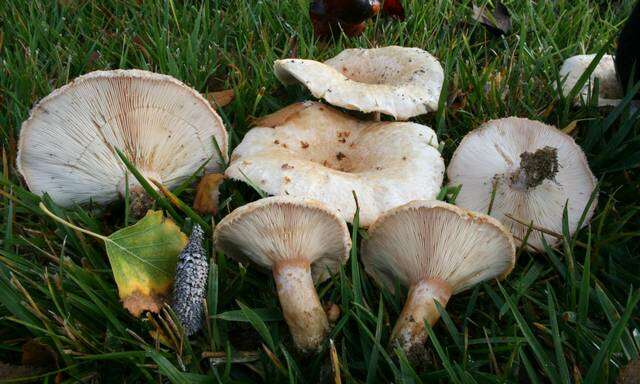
(17, 46), (598, 357)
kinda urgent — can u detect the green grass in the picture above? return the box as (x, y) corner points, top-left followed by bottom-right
(1, 0), (640, 382)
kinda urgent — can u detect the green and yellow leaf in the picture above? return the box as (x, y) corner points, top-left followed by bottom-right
(106, 211), (187, 316)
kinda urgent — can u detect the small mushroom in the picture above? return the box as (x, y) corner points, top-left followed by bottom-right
(213, 196), (351, 352)
(274, 46), (444, 120)
(559, 54), (624, 107)
(226, 101), (444, 226)
(361, 200), (515, 359)
(447, 117), (597, 250)
(17, 70), (228, 213)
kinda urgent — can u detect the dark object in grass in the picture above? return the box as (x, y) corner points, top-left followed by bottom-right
(472, 2), (511, 35)
(310, 0), (381, 39)
(615, 0), (640, 98)
(382, 0), (405, 20)
(171, 224), (208, 336)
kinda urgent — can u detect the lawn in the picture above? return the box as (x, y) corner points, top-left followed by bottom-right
(1, 0), (639, 382)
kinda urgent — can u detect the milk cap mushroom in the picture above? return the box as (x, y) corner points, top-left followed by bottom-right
(213, 196), (351, 352)
(447, 117), (597, 250)
(559, 54), (623, 107)
(274, 46), (444, 120)
(361, 200), (515, 359)
(17, 69), (228, 213)
(226, 101), (444, 226)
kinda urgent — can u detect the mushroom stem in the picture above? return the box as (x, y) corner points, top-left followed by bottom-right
(118, 172), (162, 218)
(273, 259), (329, 352)
(390, 278), (452, 355)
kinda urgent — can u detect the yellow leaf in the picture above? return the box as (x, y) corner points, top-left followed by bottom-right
(106, 211), (187, 317)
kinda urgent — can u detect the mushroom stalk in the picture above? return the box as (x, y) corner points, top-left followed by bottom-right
(273, 259), (329, 352)
(390, 278), (452, 354)
(118, 172), (162, 218)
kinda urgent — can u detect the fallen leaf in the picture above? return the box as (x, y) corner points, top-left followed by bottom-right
(193, 174), (225, 215)
(40, 204), (187, 317)
(383, 0), (405, 20)
(206, 89), (235, 108)
(309, 0), (381, 39)
(472, 2), (511, 35)
(106, 211), (188, 317)
(0, 362), (43, 381)
(21, 340), (57, 368)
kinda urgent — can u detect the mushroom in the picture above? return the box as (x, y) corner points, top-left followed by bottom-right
(213, 196), (351, 352)
(274, 46), (444, 120)
(17, 69), (228, 214)
(447, 117), (597, 250)
(225, 101), (444, 226)
(559, 54), (623, 107)
(361, 200), (515, 358)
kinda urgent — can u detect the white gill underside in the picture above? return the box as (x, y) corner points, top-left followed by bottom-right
(17, 70), (227, 206)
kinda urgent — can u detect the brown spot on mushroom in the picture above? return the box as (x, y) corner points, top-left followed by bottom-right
(300, 141), (309, 149)
(282, 143), (288, 148)
(242, 160), (252, 166)
(402, 156), (407, 161)
(336, 152), (346, 161)
(281, 163), (294, 170)
(284, 176), (292, 184)
(274, 140), (280, 145)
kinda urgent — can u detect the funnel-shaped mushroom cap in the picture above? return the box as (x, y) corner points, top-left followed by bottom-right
(447, 117), (597, 250)
(225, 102), (444, 226)
(559, 54), (623, 107)
(274, 46), (444, 120)
(17, 69), (228, 207)
(213, 196), (351, 282)
(362, 200), (516, 294)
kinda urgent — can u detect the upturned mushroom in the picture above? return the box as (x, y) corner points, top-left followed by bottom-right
(225, 101), (444, 226)
(559, 54), (624, 107)
(213, 196), (351, 352)
(447, 117), (597, 250)
(274, 46), (444, 120)
(17, 69), (228, 214)
(361, 200), (515, 358)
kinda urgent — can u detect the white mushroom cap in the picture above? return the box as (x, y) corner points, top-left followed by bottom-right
(447, 117), (597, 250)
(225, 101), (445, 226)
(361, 200), (516, 295)
(213, 196), (351, 283)
(17, 69), (228, 207)
(559, 54), (623, 107)
(274, 46), (444, 120)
